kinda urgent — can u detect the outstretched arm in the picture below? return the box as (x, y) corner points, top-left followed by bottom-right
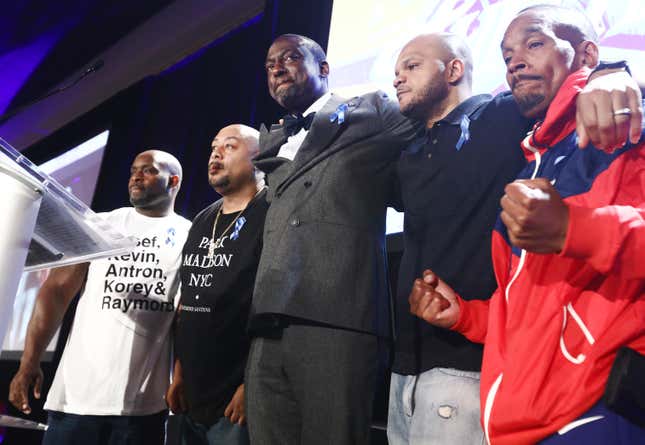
(501, 177), (645, 280)
(408, 269), (490, 343)
(9, 262), (88, 414)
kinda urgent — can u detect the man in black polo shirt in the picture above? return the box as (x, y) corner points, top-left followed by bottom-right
(166, 124), (268, 445)
(388, 32), (532, 445)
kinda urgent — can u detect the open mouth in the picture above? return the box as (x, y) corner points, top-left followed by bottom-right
(209, 163), (223, 174)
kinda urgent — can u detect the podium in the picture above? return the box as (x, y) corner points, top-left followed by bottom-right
(0, 137), (136, 349)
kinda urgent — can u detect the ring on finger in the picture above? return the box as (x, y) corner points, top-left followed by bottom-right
(613, 107), (632, 117)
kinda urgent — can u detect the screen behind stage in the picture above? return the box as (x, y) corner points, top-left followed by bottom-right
(327, 0), (645, 234)
(0, 130), (109, 360)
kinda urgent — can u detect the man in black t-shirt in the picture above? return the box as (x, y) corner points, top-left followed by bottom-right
(167, 124), (268, 445)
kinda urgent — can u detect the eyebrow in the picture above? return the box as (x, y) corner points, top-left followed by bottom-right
(501, 25), (544, 50)
(213, 136), (240, 144)
(265, 48), (301, 63)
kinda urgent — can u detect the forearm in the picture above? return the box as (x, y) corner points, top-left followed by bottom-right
(20, 284), (72, 367)
(171, 357), (183, 383)
(451, 295), (491, 344)
(561, 204), (645, 280)
(20, 263), (87, 367)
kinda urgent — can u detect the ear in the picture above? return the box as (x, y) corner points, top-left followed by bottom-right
(168, 175), (180, 190)
(446, 58), (466, 85)
(319, 61), (330, 78)
(576, 40), (599, 69)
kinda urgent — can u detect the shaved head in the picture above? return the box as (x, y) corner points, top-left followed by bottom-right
(209, 124), (261, 195)
(129, 149), (182, 216)
(394, 32), (473, 125)
(219, 124), (260, 158)
(402, 33), (474, 87)
(137, 149), (183, 184)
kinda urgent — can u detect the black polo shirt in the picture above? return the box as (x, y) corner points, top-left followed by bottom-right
(394, 92), (533, 375)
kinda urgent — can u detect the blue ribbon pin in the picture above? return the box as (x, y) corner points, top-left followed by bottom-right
(330, 103), (349, 125)
(455, 115), (470, 151)
(230, 216), (246, 240)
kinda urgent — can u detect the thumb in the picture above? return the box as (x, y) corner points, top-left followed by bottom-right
(422, 269), (438, 287)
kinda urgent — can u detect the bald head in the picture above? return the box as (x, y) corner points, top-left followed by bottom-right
(137, 149), (183, 182)
(403, 33), (473, 87)
(129, 149), (182, 216)
(394, 32), (473, 125)
(209, 124), (261, 195)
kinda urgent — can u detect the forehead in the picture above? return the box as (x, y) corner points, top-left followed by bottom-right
(397, 37), (442, 63)
(267, 37), (307, 58)
(212, 128), (244, 145)
(132, 153), (156, 167)
(502, 12), (551, 47)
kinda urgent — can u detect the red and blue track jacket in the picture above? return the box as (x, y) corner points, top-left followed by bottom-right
(452, 67), (645, 444)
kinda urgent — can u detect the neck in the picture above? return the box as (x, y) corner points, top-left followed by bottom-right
(135, 205), (172, 218)
(289, 89), (327, 115)
(426, 86), (471, 128)
(219, 181), (262, 213)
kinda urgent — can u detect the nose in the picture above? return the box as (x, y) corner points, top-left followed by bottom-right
(210, 146), (223, 161)
(507, 53), (527, 74)
(269, 61), (286, 78)
(130, 169), (143, 183)
(393, 73), (404, 88)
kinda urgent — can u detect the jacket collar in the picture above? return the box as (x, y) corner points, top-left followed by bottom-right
(521, 66), (591, 159)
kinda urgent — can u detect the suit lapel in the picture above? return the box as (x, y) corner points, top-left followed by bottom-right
(255, 123), (289, 174)
(290, 95), (347, 169)
(274, 95), (361, 194)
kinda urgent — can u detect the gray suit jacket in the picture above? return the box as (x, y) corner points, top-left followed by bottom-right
(251, 92), (419, 338)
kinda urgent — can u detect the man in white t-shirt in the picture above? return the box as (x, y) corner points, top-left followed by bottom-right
(9, 149), (191, 445)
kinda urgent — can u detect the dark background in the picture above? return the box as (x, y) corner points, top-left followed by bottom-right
(0, 0), (400, 443)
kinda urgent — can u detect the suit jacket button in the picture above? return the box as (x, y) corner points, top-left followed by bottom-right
(290, 217), (300, 227)
(304, 180), (312, 188)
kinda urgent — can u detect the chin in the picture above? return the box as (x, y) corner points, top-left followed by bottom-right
(515, 93), (546, 118)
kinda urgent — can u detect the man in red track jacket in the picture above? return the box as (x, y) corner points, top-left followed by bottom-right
(409, 5), (645, 444)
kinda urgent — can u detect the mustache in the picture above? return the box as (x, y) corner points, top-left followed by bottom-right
(511, 74), (543, 89)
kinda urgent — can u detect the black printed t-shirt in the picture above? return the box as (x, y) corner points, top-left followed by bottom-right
(175, 190), (268, 426)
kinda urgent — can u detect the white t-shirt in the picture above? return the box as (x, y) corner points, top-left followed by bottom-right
(45, 207), (191, 415)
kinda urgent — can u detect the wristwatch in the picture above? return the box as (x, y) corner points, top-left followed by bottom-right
(591, 60), (631, 76)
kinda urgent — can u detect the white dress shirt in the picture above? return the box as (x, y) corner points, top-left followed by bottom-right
(277, 91), (332, 161)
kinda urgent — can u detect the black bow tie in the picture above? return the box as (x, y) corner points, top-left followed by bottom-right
(282, 113), (315, 137)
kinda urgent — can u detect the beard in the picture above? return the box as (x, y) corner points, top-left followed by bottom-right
(209, 174), (230, 190)
(399, 78), (449, 122)
(272, 82), (313, 112)
(129, 189), (165, 209)
(513, 92), (546, 117)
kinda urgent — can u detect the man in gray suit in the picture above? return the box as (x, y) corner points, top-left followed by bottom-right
(245, 34), (418, 445)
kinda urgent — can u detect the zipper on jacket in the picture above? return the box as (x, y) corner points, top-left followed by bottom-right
(486, 134), (542, 442)
(484, 373), (503, 444)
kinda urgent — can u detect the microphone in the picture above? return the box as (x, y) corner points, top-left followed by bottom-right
(0, 59), (105, 126)
(82, 59), (104, 76)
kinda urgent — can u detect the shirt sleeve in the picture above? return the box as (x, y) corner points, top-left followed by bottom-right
(450, 293), (493, 344)
(561, 204), (645, 280)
